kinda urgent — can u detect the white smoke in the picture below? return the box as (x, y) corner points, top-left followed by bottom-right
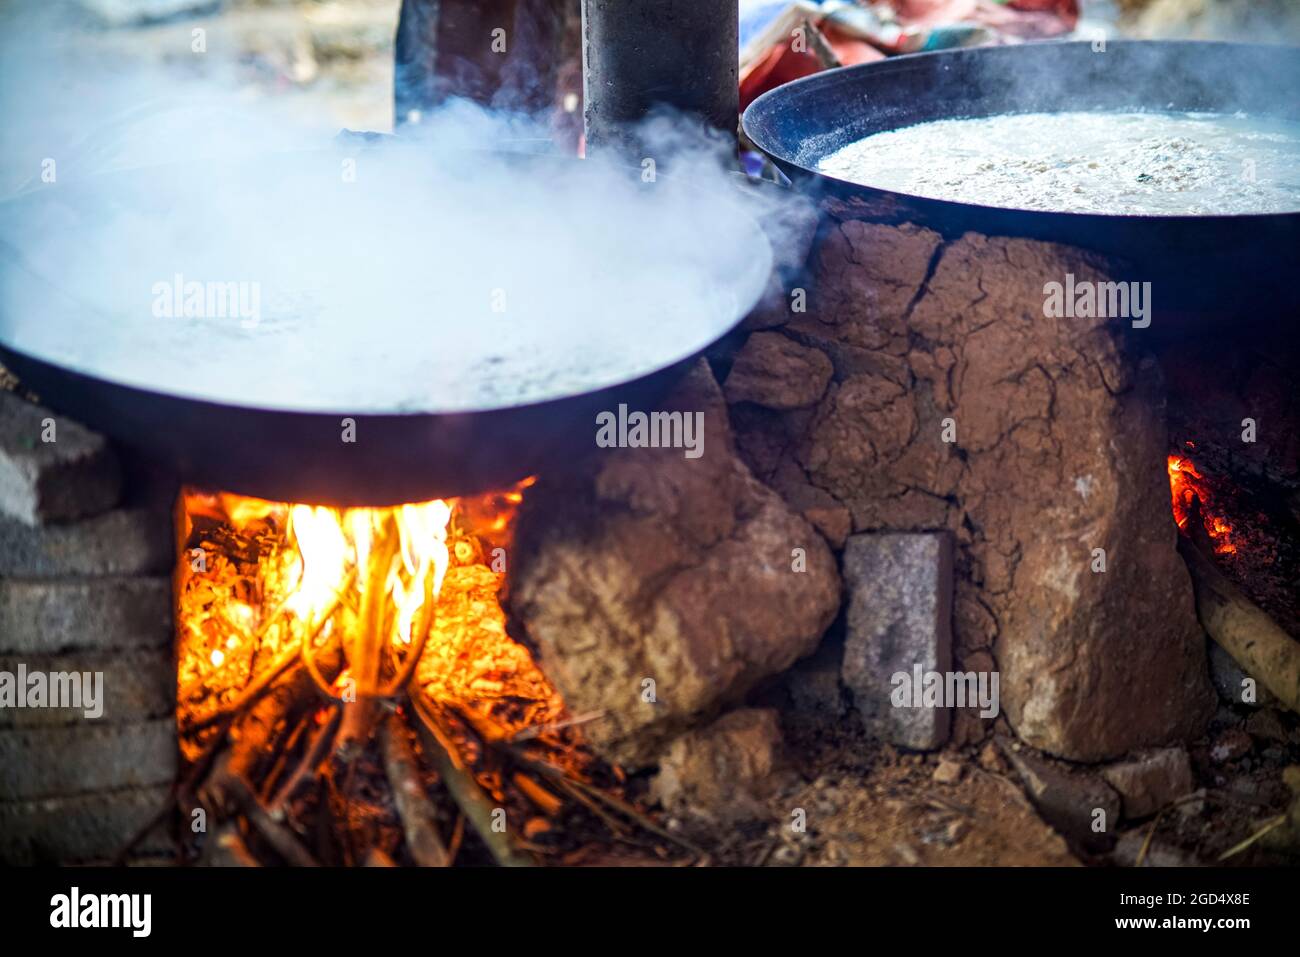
(0, 4), (776, 414)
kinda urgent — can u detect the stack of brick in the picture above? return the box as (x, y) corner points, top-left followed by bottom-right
(0, 390), (177, 864)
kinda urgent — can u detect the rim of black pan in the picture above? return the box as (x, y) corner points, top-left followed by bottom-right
(743, 39), (1300, 223)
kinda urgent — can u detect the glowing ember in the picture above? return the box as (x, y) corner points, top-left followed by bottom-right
(175, 479), (572, 759)
(1167, 452), (1236, 556)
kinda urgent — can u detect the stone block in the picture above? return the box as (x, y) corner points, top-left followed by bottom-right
(0, 717), (176, 801)
(0, 785), (172, 864)
(0, 577), (172, 655)
(0, 392), (121, 526)
(841, 532), (953, 750)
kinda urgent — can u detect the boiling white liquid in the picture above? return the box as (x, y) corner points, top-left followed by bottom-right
(818, 111), (1300, 215)
(0, 148), (770, 413)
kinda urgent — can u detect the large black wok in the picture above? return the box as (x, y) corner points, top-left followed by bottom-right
(0, 146), (771, 506)
(743, 40), (1300, 319)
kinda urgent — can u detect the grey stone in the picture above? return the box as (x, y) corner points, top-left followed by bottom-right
(1208, 640), (1279, 708)
(841, 532), (954, 750)
(0, 392), (121, 526)
(0, 577), (172, 655)
(0, 648), (174, 728)
(0, 506), (173, 577)
(1101, 747), (1196, 819)
(0, 785), (173, 864)
(0, 717), (176, 801)
(1003, 742), (1120, 853)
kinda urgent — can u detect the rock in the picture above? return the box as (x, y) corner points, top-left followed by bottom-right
(779, 224), (1214, 760)
(0, 392), (121, 526)
(0, 784), (173, 865)
(0, 718), (177, 801)
(933, 758), (964, 784)
(1208, 640), (1279, 708)
(1101, 747), (1195, 819)
(650, 708), (786, 823)
(724, 332), (833, 410)
(1003, 742), (1121, 852)
(0, 578), (172, 655)
(978, 740), (1006, 772)
(0, 507), (173, 578)
(1210, 728), (1253, 763)
(509, 361), (841, 765)
(841, 532), (954, 750)
(0, 648), (175, 728)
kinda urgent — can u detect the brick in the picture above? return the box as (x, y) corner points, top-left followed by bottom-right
(841, 532), (954, 750)
(0, 504), (172, 577)
(0, 785), (173, 864)
(0, 648), (174, 728)
(0, 391), (122, 525)
(0, 717), (176, 801)
(0, 577), (172, 655)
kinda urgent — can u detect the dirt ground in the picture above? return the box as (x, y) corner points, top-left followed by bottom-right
(688, 702), (1300, 867)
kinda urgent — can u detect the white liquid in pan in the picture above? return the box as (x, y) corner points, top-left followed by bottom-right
(0, 148), (771, 414)
(818, 111), (1300, 215)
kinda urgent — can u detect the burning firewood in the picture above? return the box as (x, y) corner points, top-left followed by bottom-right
(379, 712), (450, 867)
(1178, 496), (1300, 715)
(162, 482), (676, 867)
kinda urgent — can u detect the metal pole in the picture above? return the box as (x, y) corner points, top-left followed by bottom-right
(581, 0), (738, 159)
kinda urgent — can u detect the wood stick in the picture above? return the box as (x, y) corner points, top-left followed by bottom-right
(512, 771), (563, 817)
(446, 814), (465, 866)
(500, 742), (704, 858)
(1178, 535), (1300, 714)
(408, 695), (533, 867)
(203, 753), (319, 866)
(269, 705), (341, 817)
(380, 712), (451, 867)
(224, 639), (340, 786)
(509, 709), (607, 743)
(260, 712), (312, 803)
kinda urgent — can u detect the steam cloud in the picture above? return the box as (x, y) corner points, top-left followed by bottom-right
(0, 6), (775, 414)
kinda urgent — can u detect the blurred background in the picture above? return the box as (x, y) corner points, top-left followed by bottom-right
(1, 0), (1297, 194)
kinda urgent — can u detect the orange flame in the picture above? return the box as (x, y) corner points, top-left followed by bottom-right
(1167, 453), (1236, 556)
(176, 480), (566, 754)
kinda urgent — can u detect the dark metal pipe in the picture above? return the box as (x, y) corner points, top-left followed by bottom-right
(581, 0), (738, 158)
